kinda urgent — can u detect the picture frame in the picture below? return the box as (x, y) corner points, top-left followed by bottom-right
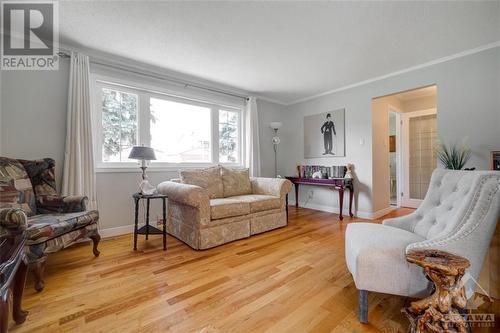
(304, 108), (345, 158)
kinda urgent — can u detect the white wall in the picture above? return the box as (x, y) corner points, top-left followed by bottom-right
(0, 58), (285, 233)
(284, 46), (500, 217)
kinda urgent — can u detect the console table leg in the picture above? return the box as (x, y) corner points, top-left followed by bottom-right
(338, 188), (344, 220)
(294, 184), (299, 207)
(349, 186), (354, 217)
(285, 194), (289, 221)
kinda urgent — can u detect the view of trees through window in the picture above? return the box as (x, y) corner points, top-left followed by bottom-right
(99, 85), (241, 165)
(219, 110), (239, 163)
(101, 89), (138, 162)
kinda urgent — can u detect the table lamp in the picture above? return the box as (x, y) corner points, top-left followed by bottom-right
(129, 145), (157, 194)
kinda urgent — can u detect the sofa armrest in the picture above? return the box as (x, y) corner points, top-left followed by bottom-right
(250, 177), (292, 198)
(37, 195), (88, 214)
(157, 181), (209, 208)
(0, 208), (28, 232)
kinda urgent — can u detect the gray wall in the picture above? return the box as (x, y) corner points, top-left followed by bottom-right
(284, 47), (500, 216)
(1, 60), (70, 191)
(2, 47), (498, 229)
(0, 59), (284, 231)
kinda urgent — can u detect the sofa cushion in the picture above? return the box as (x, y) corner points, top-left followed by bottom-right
(221, 167), (252, 197)
(228, 194), (281, 213)
(26, 210), (99, 245)
(345, 222), (430, 297)
(210, 198), (250, 219)
(180, 166), (223, 199)
(0, 157), (37, 216)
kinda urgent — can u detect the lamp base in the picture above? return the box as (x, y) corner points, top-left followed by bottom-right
(139, 179), (157, 195)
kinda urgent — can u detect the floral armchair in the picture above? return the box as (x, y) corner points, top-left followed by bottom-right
(0, 157), (100, 291)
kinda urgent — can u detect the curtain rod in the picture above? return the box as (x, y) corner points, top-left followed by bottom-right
(57, 51), (249, 101)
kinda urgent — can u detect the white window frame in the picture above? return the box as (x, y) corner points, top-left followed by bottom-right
(92, 75), (245, 172)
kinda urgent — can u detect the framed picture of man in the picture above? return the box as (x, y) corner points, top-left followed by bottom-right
(304, 109), (345, 158)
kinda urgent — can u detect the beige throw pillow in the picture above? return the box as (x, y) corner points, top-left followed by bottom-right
(180, 166), (223, 199)
(221, 167), (252, 197)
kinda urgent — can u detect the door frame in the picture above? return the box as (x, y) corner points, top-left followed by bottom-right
(388, 107), (403, 207)
(401, 108), (437, 208)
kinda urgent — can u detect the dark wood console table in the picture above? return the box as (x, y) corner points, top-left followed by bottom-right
(286, 177), (354, 220)
(0, 233), (28, 332)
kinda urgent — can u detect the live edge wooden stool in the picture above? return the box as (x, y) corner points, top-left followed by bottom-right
(403, 249), (470, 333)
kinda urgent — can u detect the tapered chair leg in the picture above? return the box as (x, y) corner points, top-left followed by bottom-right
(90, 233), (101, 257)
(358, 289), (368, 324)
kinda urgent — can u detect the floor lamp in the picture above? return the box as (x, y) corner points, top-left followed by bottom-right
(270, 122), (282, 177)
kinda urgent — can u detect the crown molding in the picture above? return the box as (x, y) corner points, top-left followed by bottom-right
(285, 41), (500, 106)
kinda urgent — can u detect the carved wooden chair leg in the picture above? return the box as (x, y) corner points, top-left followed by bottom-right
(30, 260), (46, 292)
(90, 233), (101, 257)
(358, 289), (368, 323)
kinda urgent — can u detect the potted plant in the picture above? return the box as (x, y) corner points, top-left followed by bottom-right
(435, 141), (471, 170)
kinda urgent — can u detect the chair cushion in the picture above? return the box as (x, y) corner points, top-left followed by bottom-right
(0, 157), (36, 216)
(210, 198), (250, 220)
(26, 210), (99, 245)
(221, 167), (252, 197)
(180, 166), (223, 199)
(345, 222), (430, 297)
(227, 194), (281, 213)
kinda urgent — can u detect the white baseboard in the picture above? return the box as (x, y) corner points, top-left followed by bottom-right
(99, 224), (134, 238)
(288, 200), (396, 220)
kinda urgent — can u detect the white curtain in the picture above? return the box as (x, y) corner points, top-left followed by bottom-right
(62, 52), (97, 210)
(245, 96), (261, 177)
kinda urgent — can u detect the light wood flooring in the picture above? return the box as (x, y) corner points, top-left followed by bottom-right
(9, 207), (498, 332)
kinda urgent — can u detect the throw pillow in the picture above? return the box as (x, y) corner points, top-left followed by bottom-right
(180, 166), (223, 199)
(221, 167), (252, 197)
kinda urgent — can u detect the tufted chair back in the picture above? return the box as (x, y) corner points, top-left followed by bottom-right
(412, 170), (494, 239)
(397, 169), (500, 296)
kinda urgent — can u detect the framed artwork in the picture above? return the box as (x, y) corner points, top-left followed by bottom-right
(304, 108), (345, 158)
(491, 151), (500, 171)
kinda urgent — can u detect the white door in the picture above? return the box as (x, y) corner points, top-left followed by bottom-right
(401, 109), (437, 208)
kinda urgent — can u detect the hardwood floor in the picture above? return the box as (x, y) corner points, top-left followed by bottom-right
(9, 207), (498, 332)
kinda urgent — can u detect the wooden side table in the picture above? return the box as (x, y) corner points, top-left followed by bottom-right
(133, 193), (167, 251)
(403, 249), (470, 333)
(0, 233), (28, 333)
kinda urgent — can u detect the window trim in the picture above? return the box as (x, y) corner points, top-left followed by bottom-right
(92, 74), (246, 172)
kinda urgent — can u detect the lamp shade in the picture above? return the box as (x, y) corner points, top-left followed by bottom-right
(270, 121), (283, 130)
(128, 146), (156, 160)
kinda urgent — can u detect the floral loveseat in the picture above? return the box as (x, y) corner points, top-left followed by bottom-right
(0, 157), (100, 291)
(158, 166), (292, 249)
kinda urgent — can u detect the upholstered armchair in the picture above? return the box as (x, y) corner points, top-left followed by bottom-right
(0, 157), (101, 291)
(345, 169), (500, 323)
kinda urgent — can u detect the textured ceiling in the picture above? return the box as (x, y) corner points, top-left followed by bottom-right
(59, 1), (500, 104)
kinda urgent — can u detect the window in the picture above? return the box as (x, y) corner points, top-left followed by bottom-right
(150, 97), (211, 163)
(94, 79), (243, 168)
(101, 88), (138, 162)
(218, 110), (239, 163)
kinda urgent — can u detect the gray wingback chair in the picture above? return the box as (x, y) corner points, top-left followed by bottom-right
(345, 169), (500, 323)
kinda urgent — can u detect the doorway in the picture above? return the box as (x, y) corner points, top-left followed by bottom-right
(373, 85), (437, 209)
